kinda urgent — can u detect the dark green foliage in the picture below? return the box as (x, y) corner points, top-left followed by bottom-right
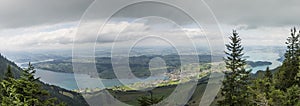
(269, 89), (286, 105)
(297, 71), (300, 86)
(137, 92), (163, 106)
(0, 63), (59, 106)
(285, 85), (300, 105)
(248, 27), (300, 106)
(137, 96), (164, 106)
(219, 30), (251, 106)
(4, 65), (13, 80)
(249, 67), (274, 105)
(0, 53), (88, 106)
(40, 83), (88, 106)
(249, 82), (300, 106)
(0, 54), (21, 79)
(249, 79), (271, 105)
(264, 67), (272, 84)
(0, 78), (25, 106)
(276, 27), (300, 90)
(261, 85), (300, 106)
(224, 30), (246, 72)
(263, 67), (272, 100)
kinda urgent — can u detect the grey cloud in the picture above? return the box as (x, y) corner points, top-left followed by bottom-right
(1, 0), (299, 30)
(205, 0), (300, 28)
(0, 0), (93, 29)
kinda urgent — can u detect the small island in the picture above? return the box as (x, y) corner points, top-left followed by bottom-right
(246, 61), (272, 67)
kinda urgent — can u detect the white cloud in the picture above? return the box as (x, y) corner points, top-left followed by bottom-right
(0, 23), (75, 51)
(0, 20), (215, 51)
(0, 19), (292, 52)
(220, 24), (289, 46)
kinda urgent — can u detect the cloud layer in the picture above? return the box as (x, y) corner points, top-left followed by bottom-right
(0, 0), (298, 51)
(0, 0), (93, 29)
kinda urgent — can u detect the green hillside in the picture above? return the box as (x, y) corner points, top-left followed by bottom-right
(0, 54), (88, 106)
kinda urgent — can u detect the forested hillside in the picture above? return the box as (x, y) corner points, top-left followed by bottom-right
(217, 29), (300, 106)
(0, 54), (21, 79)
(0, 54), (88, 106)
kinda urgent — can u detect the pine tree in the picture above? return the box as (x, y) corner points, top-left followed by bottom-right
(4, 65), (14, 80)
(276, 27), (300, 90)
(0, 77), (27, 106)
(219, 30), (251, 106)
(264, 67), (272, 82)
(296, 71), (300, 86)
(249, 79), (270, 106)
(263, 67), (272, 99)
(269, 85), (300, 105)
(285, 85), (300, 105)
(249, 67), (274, 105)
(266, 27), (300, 106)
(17, 62), (56, 105)
(269, 88), (286, 106)
(0, 63), (61, 106)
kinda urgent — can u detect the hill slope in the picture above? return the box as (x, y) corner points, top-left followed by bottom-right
(0, 54), (88, 106)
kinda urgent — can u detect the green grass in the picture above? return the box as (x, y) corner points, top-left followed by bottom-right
(82, 75), (222, 106)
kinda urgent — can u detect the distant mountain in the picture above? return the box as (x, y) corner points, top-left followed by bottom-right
(0, 54), (88, 106)
(34, 54), (223, 79)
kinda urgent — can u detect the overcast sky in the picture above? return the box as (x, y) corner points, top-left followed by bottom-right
(0, 0), (298, 52)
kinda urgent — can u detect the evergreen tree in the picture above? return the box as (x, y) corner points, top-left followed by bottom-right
(219, 30), (251, 106)
(17, 62), (56, 105)
(249, 67), (274, 105)
(0, 63), (61, 106)
(249, 79), (271, 106)
(269, 85), (300, 105)
(276, 27), (300, 90)
(266, 27), (300, 106)
(264, 67), (272, 99)
(4, 65), (13, 79)
(296, 71), (300, 86)
(264, 67), (272, 83)
(285, 85), (300, 105)
(0, 78), (27, 106)
(269, 89), (286, 106)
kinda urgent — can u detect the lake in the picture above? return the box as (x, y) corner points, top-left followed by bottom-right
(34, 69), (165, 90)
(244, 50), (282, 73)
(29, 49), (283, 90)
